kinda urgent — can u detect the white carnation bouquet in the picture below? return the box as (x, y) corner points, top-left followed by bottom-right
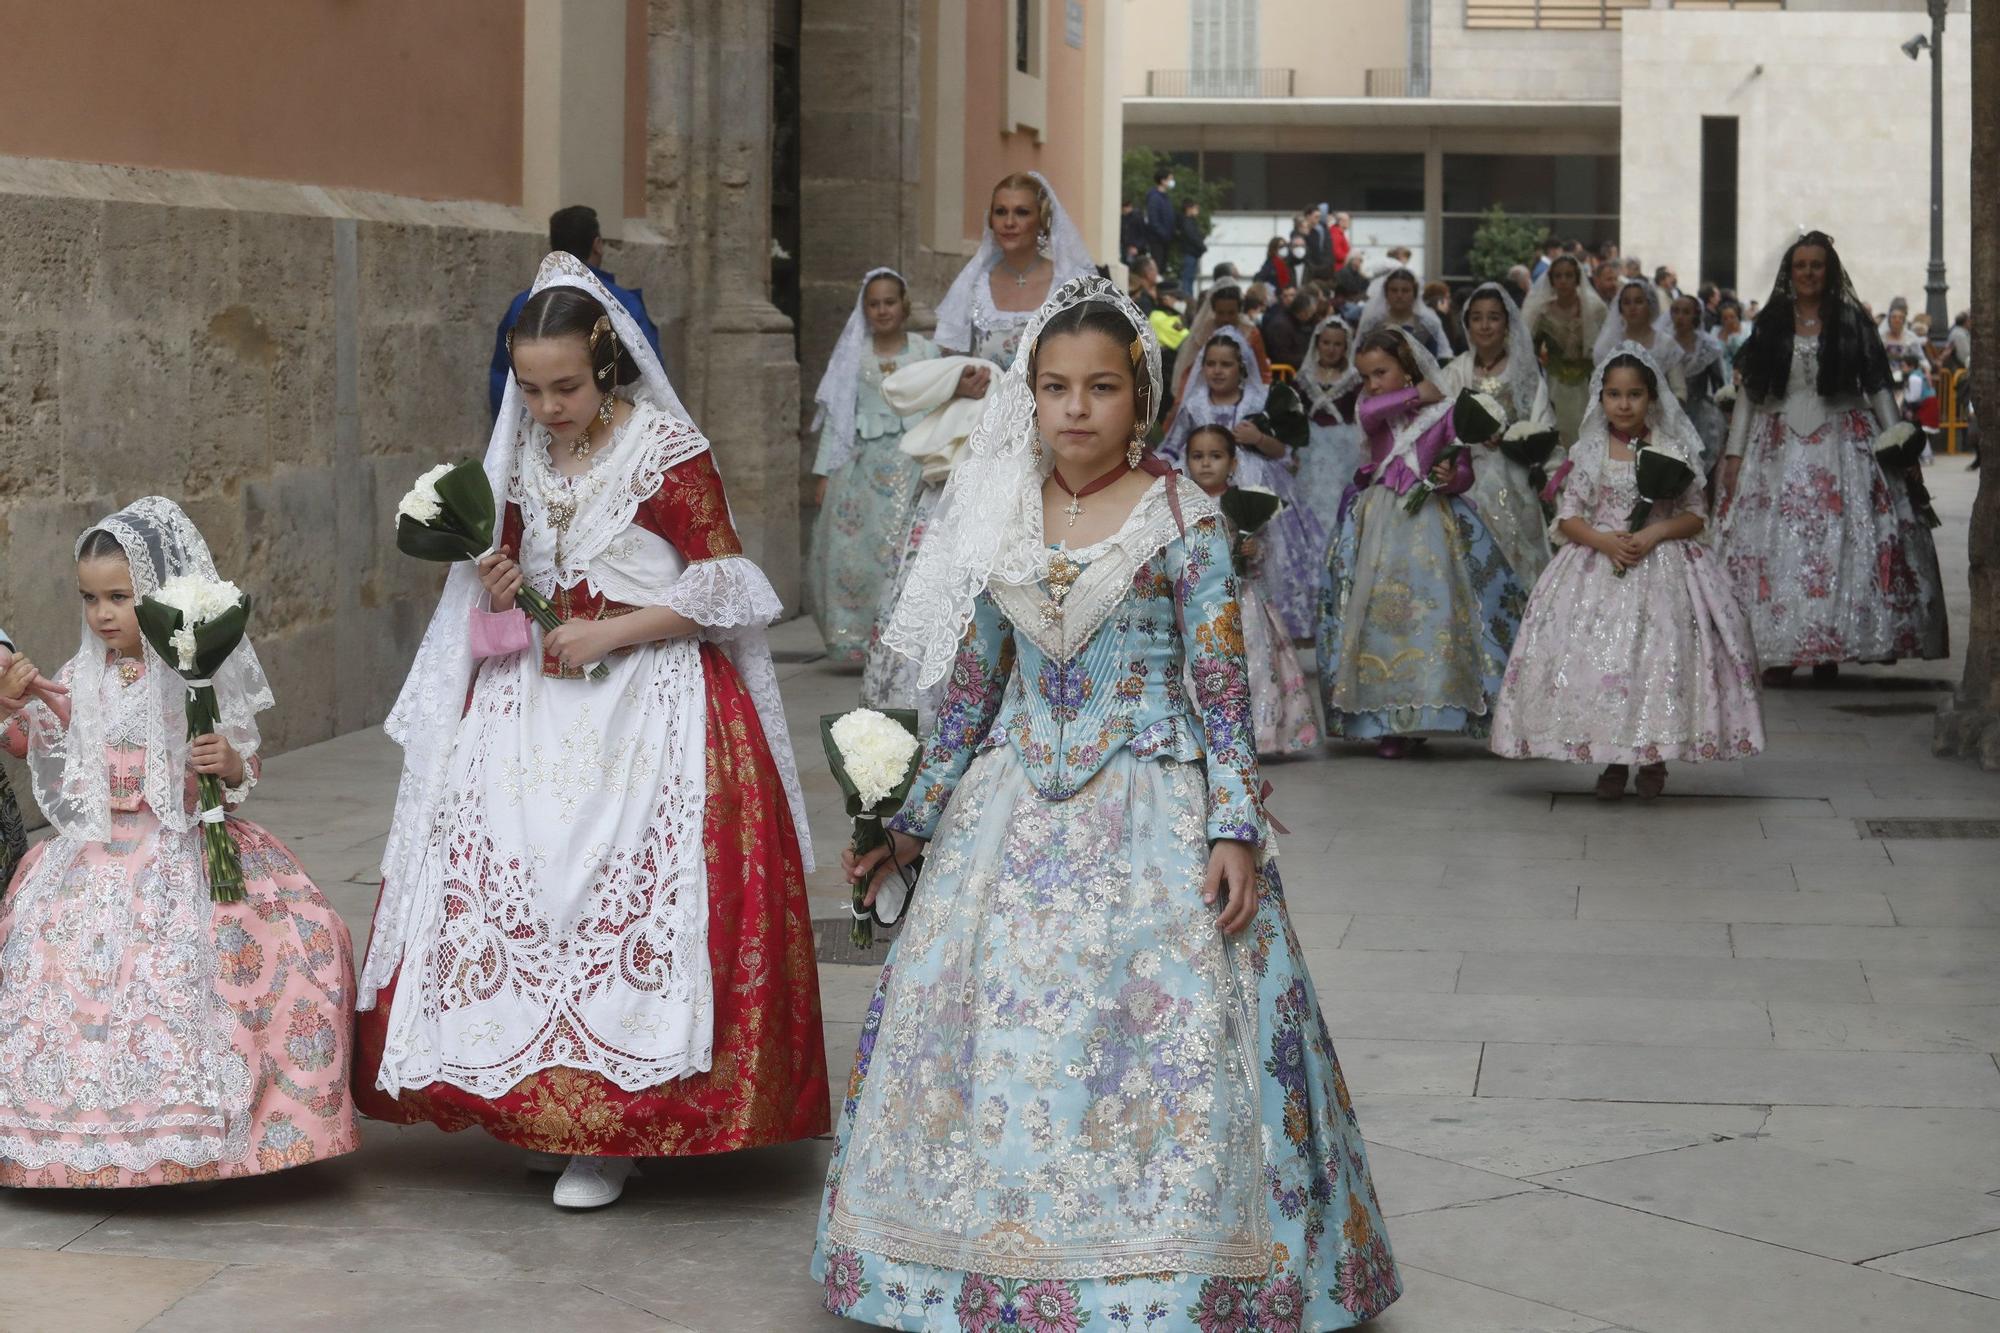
(1714, 383), (1738, 410)
(820, 707), (924, 948)
(136, 574), (252, 901)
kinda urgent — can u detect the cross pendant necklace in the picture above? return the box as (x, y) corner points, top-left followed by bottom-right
(1050, 457), (1133, 529)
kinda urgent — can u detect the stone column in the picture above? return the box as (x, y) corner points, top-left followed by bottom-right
(1934, 11), (1999, 769)
(644, 0), (802, 603)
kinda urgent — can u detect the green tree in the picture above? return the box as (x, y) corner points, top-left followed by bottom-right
(1122, 147), (1231, 266)
(1465, 205), (1547, 282)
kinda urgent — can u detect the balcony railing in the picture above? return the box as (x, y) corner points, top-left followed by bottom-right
(1145, 67), (1296, 98)
(1465, 0), (1647, 29)
(1364, 67), (1410, 97)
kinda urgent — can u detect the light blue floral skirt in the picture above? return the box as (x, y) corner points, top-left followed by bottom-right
(809, 427), (925, 664)
(811, 747), (1400, 1330)
(1315, 487), (1527, 741)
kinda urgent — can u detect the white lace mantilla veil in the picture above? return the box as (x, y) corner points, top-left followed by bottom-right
(1455, 281), (1545, 416)
(1357, 267), (1448, 353)
(24, 496), (273, 848)
(1520, 258), (1609, 346)
(1580, 340), (1704, 467)
(883, 274), (1164, 689)
(1594, 277), (1677, 364)
(933, 170), (1095, 354)
(1297, 313), (1360, 417)
(363, 251), (811, 1008)
(811, 266), (903, 472)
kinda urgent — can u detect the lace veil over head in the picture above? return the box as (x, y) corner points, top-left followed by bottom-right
(1581, 340), (1704, 465)
(811, 266), (905, 472)
(1358, 267), (1447, 354)
(366, 252), (810, 1007)
(29, 496), (273, 843)
(1296, 313), (1360, 417)
(934, 171), (1095, 353)
(1457, 281), (1544, 415)
(1164, 324), (1268, 459)
(1520, 256), (1609, 349)
(1595, 277), (1675, 363)
(883, 274), (1162, 688)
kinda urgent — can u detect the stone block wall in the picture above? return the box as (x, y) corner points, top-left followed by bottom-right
(0, 161), (674, 773)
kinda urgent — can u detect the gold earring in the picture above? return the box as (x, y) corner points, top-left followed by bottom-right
(1127, 432), (1144, 469)
(1032, 436), (1045, 462)
(598, 393), (615, 427)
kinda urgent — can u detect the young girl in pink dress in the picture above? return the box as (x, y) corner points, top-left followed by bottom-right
(0, 497), (359, 1187)
(1491, 346), (1765, 799)
(1183, 424), (1320, 756)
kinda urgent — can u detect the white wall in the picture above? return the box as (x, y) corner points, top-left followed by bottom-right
(1428, 0), (1623, 103)
(1620, 8), (1972, 308)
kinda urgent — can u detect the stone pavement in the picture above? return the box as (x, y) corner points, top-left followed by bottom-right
(3, 466), (1997, 1333)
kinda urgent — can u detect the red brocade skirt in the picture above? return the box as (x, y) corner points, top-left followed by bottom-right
(352, 642), (830, 1156)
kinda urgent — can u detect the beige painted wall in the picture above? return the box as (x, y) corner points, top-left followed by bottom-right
(1119, 0), (1407, 99)
(0, 0), (527, 205)
(1429, 0), (1622, 103)
(1621, 8), (1972, 305)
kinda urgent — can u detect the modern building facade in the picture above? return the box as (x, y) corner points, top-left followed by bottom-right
(0, 0), (1121, 755)
(1122, 0), (1970, 303)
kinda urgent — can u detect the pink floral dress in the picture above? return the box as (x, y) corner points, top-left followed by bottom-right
(0, 659), (358, 1187)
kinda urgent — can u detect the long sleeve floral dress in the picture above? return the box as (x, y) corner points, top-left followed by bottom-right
(809, 334), (938, 663)
(1491, 434), (1766, 765)
(1315, 388), (1528, 740)
(812, 475), (1400, 1331)
(0, 663), (359, 1186)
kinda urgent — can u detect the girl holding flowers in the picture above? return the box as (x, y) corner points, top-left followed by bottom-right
(1491, 346), (1765, 800)
(812, 275), (1399, 1330)
(353, 253), (826, 1211)
(1183, 424), (1321, 756)
(1440, 281), (1561, 584)
(1315, 328), (1528, 758)
(1292, 313), (1367, 533)
(0, 497), (359, 1187)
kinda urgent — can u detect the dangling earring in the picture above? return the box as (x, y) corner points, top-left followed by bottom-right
(1037, 229), (1051, 258)
(597, 392), (616, 427)
(1127, 431), (1144, 469)
(1032, 436), (1045, 462)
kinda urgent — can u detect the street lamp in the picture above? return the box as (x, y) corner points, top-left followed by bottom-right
(1903, 0), (1950, 354)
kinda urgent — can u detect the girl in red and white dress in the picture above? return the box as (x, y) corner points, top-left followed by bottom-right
(353, 253), (827, 1210)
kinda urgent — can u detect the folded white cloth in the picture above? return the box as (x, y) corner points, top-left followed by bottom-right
(885, 355), (993, 484)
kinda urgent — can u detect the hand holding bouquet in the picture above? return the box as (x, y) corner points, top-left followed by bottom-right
(1219, 484), (1284, 574)
(395, 460), (609, 679)
(1613, 443), (1697, 578)
(1874, 422), (1941, 529)
(822, 708), (924, 948)
(1403, 390), (1497, 515)
(135, 576), (252, 902)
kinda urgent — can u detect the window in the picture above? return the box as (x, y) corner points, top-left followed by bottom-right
(1192, 152), (1423, 213)
(1189, 0), (1260, 97)
(1015, 0), (1034, 75)
(1700, 116), (1739, 290)
(1464, 1), (1648, 29)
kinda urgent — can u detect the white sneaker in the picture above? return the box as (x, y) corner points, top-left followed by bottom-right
(551, 1155), (637, 1209)
(524, 1150), (568, 1175)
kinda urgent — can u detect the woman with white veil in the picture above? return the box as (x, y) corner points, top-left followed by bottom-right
(1493, 343), (1764, 800)
(0, 497), (359, 1187)
(806, 268), (937, 662)
(1355, 266), (1452, 361)
(1292, 312), (1367, 529)
(1715, 230), (1947, 683)
(1666, 291), (1730, 475)
(1595, 277), (1681, 373)
(814, 275), (1400, 1330)
(1520, 254), (1607, 446)
(1441, 281), (1560, 583)
(859, 171), (1095, 727)
(353, 253), (827, 1211)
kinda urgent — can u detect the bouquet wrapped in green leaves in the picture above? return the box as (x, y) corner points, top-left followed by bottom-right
(821, 707), (924, 948)
(1499, 420), (1564, 505)
(1249, 379), (1310, 451)
(1219, 484), (1285, 575)
(135, 579), (252, 903)
(1615, 444), (1698, 578)
(1874, 422), (1941, 529)
(395, 460), (608, 680)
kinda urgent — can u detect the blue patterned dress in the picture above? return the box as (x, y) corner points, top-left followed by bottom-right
(813, 476), (1400, 1330)
(1316, 387), (1529, 740)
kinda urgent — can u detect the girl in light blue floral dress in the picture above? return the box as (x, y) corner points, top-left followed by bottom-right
(811, 277), (1399, 1330)
(808, 269), (937, 662)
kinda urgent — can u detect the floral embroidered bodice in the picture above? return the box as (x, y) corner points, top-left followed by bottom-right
(970, 287), (1036, 372)
(892, 477), (1261, 846)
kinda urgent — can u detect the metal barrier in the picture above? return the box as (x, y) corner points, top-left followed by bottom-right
(1940, 367), (1970, 455)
